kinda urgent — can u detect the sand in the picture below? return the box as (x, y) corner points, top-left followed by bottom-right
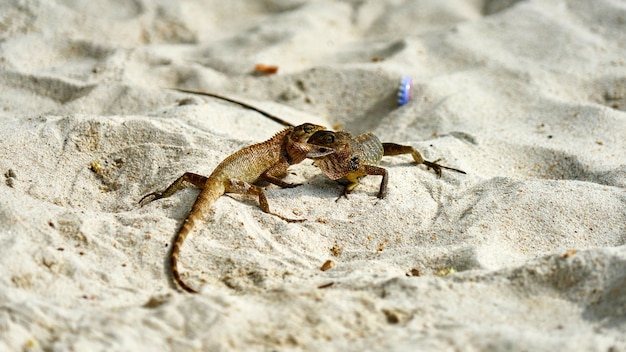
(0, 0), (625, 351)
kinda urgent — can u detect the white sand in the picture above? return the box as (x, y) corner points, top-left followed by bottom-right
(1, 0), (625, 350)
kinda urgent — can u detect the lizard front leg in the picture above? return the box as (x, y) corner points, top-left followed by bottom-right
(361, 165), (388, 199)
(339, 165), (388, 200)
(258, 162), (300, 188)
(139, 172), (208, 206)
(226, 179), (304, 222)
(382, 143), (465, 176)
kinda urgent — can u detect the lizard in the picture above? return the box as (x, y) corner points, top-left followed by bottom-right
(140, 123), (328, 293)
(305, 130), (466, 199)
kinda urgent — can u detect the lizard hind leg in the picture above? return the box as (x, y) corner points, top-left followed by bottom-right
(139, 172), (208, 206)
(382, 143), (465, 176)
(226, 179), (304, 222)
(382, 143), (426, 163)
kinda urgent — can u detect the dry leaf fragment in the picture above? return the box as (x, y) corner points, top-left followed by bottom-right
(320, 260), (335, 271)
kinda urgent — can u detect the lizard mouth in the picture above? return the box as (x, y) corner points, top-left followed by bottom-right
(306, 147), (334, 158)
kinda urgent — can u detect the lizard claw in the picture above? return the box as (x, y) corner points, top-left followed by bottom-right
(422, 160), (443, 177)
(334, 187), (351, 202)
(138, 192), (162, 207)
(423, 159), (465, 176)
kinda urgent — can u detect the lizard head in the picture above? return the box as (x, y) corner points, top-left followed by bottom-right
(305, 130), (352, 159)
(283, 123), (331, 162)
(290, 123), (327, 143)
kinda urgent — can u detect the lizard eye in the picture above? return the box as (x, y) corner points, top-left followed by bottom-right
(324, 135), (334, 144)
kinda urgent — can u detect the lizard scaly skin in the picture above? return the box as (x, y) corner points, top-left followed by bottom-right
(306, 130), (465, 199)
(140, 123), (326, 293)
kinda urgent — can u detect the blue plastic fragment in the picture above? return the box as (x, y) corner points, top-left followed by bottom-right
(397, 75), (412, 106)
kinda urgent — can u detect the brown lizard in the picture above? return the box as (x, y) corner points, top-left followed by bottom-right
(140, 123), (327, 293)
(306, 130), (465, 199)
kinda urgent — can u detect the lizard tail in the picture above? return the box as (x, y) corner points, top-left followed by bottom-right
(171, 229), (198, 293)
(170, 182), (223, 293)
